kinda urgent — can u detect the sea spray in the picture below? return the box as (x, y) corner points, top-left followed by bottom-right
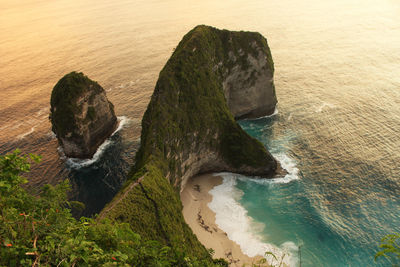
(315, 102), (335, 113)
(16, 127), (35, 140)
(241, 107), (279, 121)
(65, 140), (113, 169)
(209, 172), (297, 266)
(244, 153), (300, 185)
(111, 116), (130, 136)
(64, 116), (130, 169)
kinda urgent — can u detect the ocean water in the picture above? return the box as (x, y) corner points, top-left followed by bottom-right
(209, 111), (400, 266)
(1, 0), (399, 265)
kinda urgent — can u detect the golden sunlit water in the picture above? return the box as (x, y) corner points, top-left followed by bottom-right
(1, 0), (399, 265)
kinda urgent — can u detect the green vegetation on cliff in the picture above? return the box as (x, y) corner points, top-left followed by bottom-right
(134, 25), (277, 184)
(102, 165), (214, 262)
(0, 150), (226, 266)
(1, 150), (392, 266)
(102, 25), (277, 263)
(375, 233), (400, 266)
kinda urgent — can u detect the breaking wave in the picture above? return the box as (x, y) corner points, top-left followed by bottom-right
(64, 116), (130, 169)
(209, 172), (298, 266)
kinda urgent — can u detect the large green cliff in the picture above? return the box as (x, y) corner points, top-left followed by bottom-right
(100, 25), (278, 261)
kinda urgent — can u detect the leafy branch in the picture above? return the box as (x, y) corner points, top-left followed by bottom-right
(375, 233), (400, 266)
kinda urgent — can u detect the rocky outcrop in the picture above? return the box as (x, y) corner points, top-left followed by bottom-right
(50, 72), (118, 158)
(102, 26), (280, 260)
(133, 25), (279, 190)
(222, 43), (277, 119)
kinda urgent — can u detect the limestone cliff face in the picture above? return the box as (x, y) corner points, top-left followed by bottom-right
(222, 42), (277, 119)
(134, 25), (279, 190)
(102, 25), (280, 261)
(50, 72), (117, 158)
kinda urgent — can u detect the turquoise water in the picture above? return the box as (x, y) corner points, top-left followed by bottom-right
(219, 115), (400, 266)
(1, 0), (399, 264)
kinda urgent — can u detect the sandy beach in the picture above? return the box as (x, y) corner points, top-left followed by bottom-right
(181, 173), (263, 266)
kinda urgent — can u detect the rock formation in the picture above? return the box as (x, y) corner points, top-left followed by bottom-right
(134, 25), (278, 189)
(222, 36), (277, 119)
(101, 25), (279, 260)
(50, 72), (118, 158)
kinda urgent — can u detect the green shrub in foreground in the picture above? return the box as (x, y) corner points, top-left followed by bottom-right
(375, 233), (400, 266)
(0, 150), (226, 266)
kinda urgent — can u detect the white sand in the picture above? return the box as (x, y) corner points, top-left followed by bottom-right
(181, 173), (263, 266)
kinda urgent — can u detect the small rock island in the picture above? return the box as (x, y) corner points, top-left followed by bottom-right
(50, 72), (118, 158)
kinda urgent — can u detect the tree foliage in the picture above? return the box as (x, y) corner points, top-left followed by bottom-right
(375, 233), (400, 266)
(0, 150), (226, 266)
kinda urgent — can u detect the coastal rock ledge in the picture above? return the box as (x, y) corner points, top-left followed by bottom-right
(50, 72), (118, 158)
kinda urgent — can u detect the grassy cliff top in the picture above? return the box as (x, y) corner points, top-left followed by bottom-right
(50, 72), (105, 137)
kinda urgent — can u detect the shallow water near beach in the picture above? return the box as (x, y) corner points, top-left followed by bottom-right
(1, 0), (399, 264)
(209, 112), (400, 266)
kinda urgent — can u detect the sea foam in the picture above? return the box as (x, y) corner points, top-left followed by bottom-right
(209, 172), (298, 266)
(241, 107), (279, 121)
(208, 152), (299, 266)
(243, 153), (300, 185)
(65, 140), (113, 169)
(17, 127), (35, 140)
(266, 107), (279, 118)
(315, 102), (335, 113)
(64, 116), (130, 169)
(112, 116), (130, 136)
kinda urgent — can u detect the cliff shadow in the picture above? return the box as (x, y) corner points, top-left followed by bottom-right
(67, 133), (137, 217)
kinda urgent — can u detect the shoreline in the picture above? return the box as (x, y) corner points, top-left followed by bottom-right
(181, 173), (263, 266)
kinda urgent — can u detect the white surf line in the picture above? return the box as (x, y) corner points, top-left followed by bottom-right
(65, 116), (130, 169)
(244, 153), (300, 185)
(111, 116), (130, 136)
(65, 139), (112, 169)
(8, 108), (48, 139)
(315, 102), (335, 113)
(240, 107), (279, 121)
(263, 107), (279, 118)
(207, 152), (300, 266)
(209, 173), (298, 267)
(17, 127), (35, 140)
